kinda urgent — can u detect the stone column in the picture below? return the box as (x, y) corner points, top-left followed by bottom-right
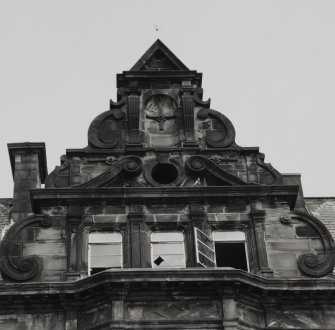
(8, 142), (47, 222)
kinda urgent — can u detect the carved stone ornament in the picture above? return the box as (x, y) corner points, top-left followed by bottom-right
(194, 87), (211, 108)
(0, 215), (52, 282)
(45, 156), (71, 188)
(283, 210), (335, 277)
(75, 155), (142, 188)
(88, 104), (126, 148)
(279, 214), (293, 226)
(256, 153), (282, 185)
(145, 94), (178, 132)
(196, 108), (236, 148)
(186, 155), (248, 185)
(143, 158), (185, 187)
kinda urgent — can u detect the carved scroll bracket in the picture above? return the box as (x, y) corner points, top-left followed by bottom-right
(194, 87), (211, 108)
(196, 108), (236, 148)
(285, 210), (335, 277)
(186, 155), (248, 186)
(0, 215), (52, 282)
(75, 156), (142, 188)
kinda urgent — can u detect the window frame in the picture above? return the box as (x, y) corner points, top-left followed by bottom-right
(150, 230), (186, 269)
(212, 230), (250, 272)
(87, 231), (123, 275)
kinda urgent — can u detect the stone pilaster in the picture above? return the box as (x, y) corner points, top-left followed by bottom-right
(128, 205), (149, 268)
(250, 207), (273, 275)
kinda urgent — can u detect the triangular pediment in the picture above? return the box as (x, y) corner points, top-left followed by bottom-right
(130, 39), (189, 71)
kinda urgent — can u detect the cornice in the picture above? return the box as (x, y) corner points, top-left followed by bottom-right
(30, 185), (299, 211)
(0, 268), (334, 296)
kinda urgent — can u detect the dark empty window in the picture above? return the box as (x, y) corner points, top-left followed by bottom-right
(151, 163), (178, 184)
(213, 231), (249, 271)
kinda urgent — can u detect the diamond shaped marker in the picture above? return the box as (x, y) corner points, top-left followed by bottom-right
(154, 256), (164, 266)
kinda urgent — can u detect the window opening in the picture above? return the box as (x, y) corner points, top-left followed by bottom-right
(213, 231), (249, 271)
(151, 231), (186, 268)
(88, 232), (122, 275)
(151, 163), (178, 184)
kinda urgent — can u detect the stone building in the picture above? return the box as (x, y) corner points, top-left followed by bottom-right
(0, 40), (335, 329)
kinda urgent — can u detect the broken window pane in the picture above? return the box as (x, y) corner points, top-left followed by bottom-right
(151, 231), (186, 268)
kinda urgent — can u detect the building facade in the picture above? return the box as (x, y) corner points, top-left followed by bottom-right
(1, 40), (335, 330)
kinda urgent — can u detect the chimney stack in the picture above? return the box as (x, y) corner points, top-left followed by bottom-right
(8, 142), (47, 222)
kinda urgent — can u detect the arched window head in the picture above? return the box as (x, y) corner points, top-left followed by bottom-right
(151, 231), (186, 268)
(88, 232), (122, 275)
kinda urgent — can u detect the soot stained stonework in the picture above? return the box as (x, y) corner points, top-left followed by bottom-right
(1, 39), (335, 329)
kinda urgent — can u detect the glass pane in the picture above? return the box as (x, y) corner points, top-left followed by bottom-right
(151, 232), (183, 242)
(196, 228), (214, 250)
(91, 255), (122, 267)
(197, 240), (215, 261)
(90, 244), (121, 257)
(152, 242), (184, 255)
(152, 253), (185, 268)
(89, 232), (122, 243)
(213, 231), (245, 242)
(198, 251), (216, 267)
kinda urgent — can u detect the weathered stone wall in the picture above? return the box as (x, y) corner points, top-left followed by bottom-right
(0, 199), (12, 236)
(1, 294), (335, 330)
(264, 203), (324, 277)
(0, 313), (64, 330)
(21, 217), (67, 281)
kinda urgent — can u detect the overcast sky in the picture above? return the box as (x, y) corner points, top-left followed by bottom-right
(0, 0), (334, 197)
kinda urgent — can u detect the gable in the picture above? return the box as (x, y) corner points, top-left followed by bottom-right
(130, 39), (189, 71)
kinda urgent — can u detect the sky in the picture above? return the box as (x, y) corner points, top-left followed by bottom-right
(0, 0), (334, 197)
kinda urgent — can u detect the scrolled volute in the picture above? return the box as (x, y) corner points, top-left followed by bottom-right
(286, 210), (335, 277)
(0, 215), (52, 282)
(186, 155), (248, 186)
(75, 155), (142, 188)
